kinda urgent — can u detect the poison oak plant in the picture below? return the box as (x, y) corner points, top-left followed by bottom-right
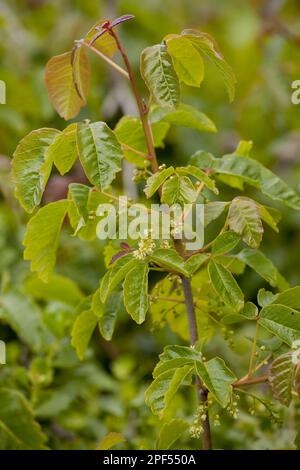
(11, 15), (300, 450)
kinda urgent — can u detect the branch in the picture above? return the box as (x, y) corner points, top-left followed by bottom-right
(233, 374), (269, 388)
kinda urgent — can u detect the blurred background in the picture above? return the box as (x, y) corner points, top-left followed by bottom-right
(0, 0), (300, 449)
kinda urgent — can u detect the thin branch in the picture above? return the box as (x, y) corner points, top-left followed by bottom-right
(233, 374), (269, 388)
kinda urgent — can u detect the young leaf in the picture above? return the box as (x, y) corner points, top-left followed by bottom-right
(144, 167), (174, 198)
(47, 123), (78, 175)
(12, 128), (60, 213)
(212, 231), (240, 256)
(23, 200), (68, 282)
(84, 20), (117, 57)
(0, 389), (47, 450)
(208, 260), (244, 311)
(228, 197), (263, 249)
(257, 288), (278, 308)
(45, 52), (88, 120)
(259, 304), (300, 346)
(71, 45), (90, 102)
(165, 35), (204, 87)
(176, 165), (218, 194)
(145, 365), (193, 416)
(204, 201), (229, 227)
(195, 357), (237, 407)
(140, 44), (180, 108)
(115, 115), (169, 166)
(123, 263), (149, 324)
(149, 249), (189, 276)
(150, 103), (216, 133)
(161, 175), (197, 205)
(190, 151), (300, 210)
(71, 309), (98, 360)
(237, 248), (288, 290)
(181, 29), (236, 101)
(268, 352), (294, 406)
(77, 121), (123, 190)
(156, 419), (189, 450)
(100, 254), (136, 303)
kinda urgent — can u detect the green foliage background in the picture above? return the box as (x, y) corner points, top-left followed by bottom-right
(0, 0), (300, 450)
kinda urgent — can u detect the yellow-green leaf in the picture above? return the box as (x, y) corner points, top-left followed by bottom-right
(45, 51), (87, 120)
(166, 35), (204, 87)
(123, 263), (149, 324)
(77, 121), (123, 190)
(12, 128), (60, 213)
(140, 44), (180, 108)
(23, 200), (68, 282)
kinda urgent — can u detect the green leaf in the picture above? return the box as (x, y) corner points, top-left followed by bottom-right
(153, 345), (200, 377)
(228, 197), (263, 249)
(258, 204), (281, 233)
(71, 44), (90, 102)
(0, 389), (47, 450)
(25, 274), (83, 306)
(257, 288), (277, 307)
(144, 167), (174, 198)
(100, 254), (136, 303)
(45, 51), (88, 120)
(97, 432), (125, 450)
(0, 290), (52, 352)
(23, 200), (68, 282)
(71, 309), (98, 360)
(92, 288), (123, 341)
(204, 201), (229, 227)
(237, 248), (288, 289)
(190, 151), (300, 210)
(165, 35), (204, 87)
(114, 116), (169, 166)
(77, 121), (123, 190)
(150, 103), (216, 133)
(195, 357), (236, 407)
(208, 260), (244, 311)
(181, 29), (236, 101)
(123, 263), (149, 324)
(150, 248), (189, 276)
(140, 44), (180, 108)
(185, 253), (208, 275)
(260, 304), (300, 346)
(68, 183), (106, 240)
(176, 165), (218, 194)
(47, 123), (78, 175)
(156, 419), (189, 450)
(268, 352), (294, 406)
(145, 365), (193, 416)
(161, 175), (196, 205)
(12, 128), (60, 213)
(269, 286), (300, 310)
(212, 231), (240, 255)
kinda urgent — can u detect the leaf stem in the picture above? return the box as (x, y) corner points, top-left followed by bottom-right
(108, 29), (159, 174)
(248, 319), (259, 378)
(82, 41), (129, 79)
